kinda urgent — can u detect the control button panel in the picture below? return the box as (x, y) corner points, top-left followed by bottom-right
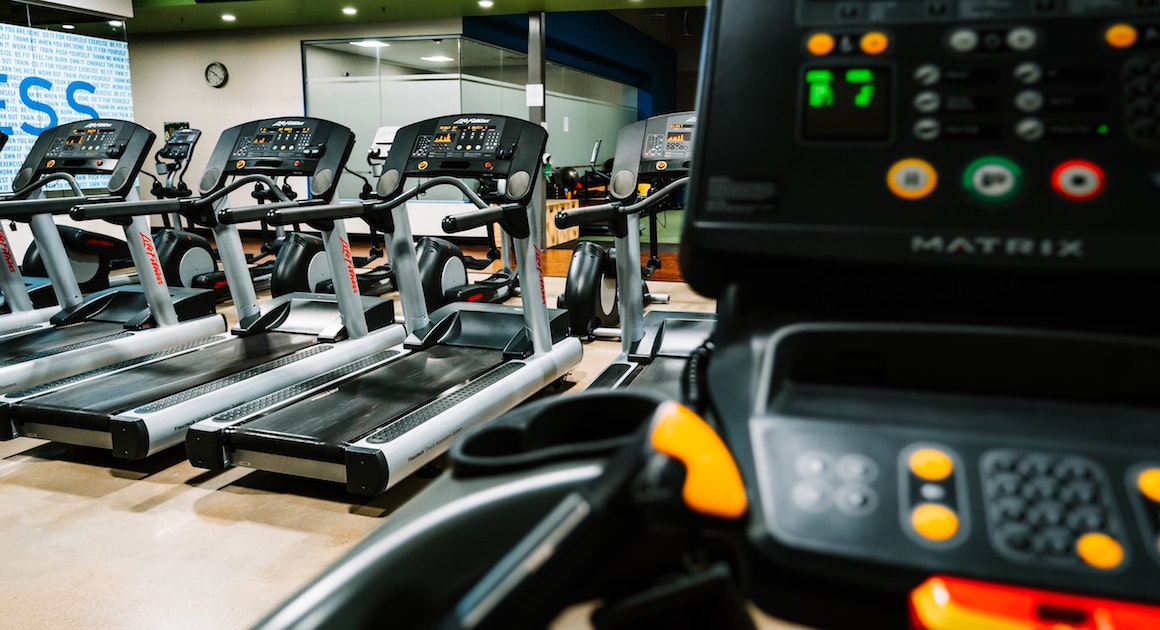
(1128, 464), (1160, 565)
(981, 450), (1127, 571)
(902, 444), (968, 547)
(410, 118), (505, 159)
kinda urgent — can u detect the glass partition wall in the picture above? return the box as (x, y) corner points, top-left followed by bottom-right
(303, 36), (639, 202)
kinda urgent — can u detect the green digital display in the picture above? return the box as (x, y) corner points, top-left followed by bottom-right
(801, 66), (891, 141)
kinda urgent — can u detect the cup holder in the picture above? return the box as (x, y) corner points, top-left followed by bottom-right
(452, 390), (670, 477)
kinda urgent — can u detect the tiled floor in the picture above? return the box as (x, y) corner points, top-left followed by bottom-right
(0, 275), (815, 630)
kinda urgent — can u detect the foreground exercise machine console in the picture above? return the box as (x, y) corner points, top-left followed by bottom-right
(253, 2), (1160, 629)
(185, 113), (581, 495)
(0, 117), (400, 459)
(556, 112), (714, 397)
(0, 119), (221, 393)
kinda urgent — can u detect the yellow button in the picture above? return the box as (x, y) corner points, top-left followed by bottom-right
(887, 158), (938, 200)
(1077, 532), (1124, 570)
(861, 31), (889, 55)
(911, 503), (960, 541)
(1138, 468), (1160, 503)
(909, 447), (954, 481)
(807, 32), (835, 56)
(1106, 23), (1138, 49)
(650, 401), (748, 519)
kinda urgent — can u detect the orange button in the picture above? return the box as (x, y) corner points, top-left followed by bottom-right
(1138, 468), (1160, 503)
(807, 32), (835, 56)
(1106, 23), (1138, 49)
(911, 503), (960, 541)
(1077, 532), (1124, 570)
(886, 158), (938, 200)
(909, 447), (954, 481)
(861, 31), (889, 55)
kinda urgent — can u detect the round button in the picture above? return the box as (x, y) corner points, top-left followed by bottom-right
(920, 483), (947, 501)
(837, 454), (878, 483)
(1137, 468), (1160, 503)
(1051, 160), (1106, 201)
(1014, 90), (1044, 113)
(1007, 27), (1038, 51)
(807, 32), (835, 56)
(913, 118), (942, 141)
(963, 156), (1023, 202)
(1077, 532), (1125, 569)
(949, 28), (979, 53)
(795, 451), (833, 478)
(1106, 23), (1138, 49)
(1015, 118), (1045, 141)
(861, 31), (890, 55)
(792, 480), (833, 512)
(835, 484), (879, 517)
(887, 158), (938, 200)
(1013, 62), (1042, 84)
(911, 503), (960, 541)
(914, 91), (942, 113)
(909, 447), (955, 481)
(914, 63), (941, 86)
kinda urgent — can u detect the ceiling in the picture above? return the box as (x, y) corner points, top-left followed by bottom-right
(125, 0), (707, 35)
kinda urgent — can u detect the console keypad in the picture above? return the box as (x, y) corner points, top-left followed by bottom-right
(1123, 56), (1160, 145)
(982, 449), (1127, 570)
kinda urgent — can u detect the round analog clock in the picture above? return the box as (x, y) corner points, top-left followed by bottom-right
(205, 62), (229, 88)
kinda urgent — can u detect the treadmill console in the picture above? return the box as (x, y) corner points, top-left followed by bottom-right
(13, 119), (155, 197)
(681, 0), (1160, 623)
(377, 114), (548, 205)
(684, 0), (1160, 289)
(608, 111), (696, 202)
(199, 117), (355, 198)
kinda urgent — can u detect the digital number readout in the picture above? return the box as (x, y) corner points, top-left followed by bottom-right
(800, 66), (891, 141)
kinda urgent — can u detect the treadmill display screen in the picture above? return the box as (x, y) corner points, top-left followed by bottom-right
(47, 126), (122, 158)
(800, 66), (891, 141)
(233, 122), (320, 158)
(413, 118), (506, 159)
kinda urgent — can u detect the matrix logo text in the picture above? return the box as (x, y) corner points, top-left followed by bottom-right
(911, 236), (1084, 259)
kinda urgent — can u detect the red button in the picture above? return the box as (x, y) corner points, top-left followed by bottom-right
(294, 160), (302, 167)
(485, 161), (493, 169)
(1051, 160), (1105, 201)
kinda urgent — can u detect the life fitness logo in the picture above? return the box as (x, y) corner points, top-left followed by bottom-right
(534, 245), (546, 305)
(0, 229), (16, 273)
(139, 232), (165, 285)
(340, 237), (360, 295)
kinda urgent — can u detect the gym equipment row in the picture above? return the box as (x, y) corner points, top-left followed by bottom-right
(253, 1), (1160, 628)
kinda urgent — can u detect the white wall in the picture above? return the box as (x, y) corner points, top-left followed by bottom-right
(128, 19), (462, 225)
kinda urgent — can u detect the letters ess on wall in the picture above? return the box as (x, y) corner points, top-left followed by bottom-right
(0, 23), (134, 191)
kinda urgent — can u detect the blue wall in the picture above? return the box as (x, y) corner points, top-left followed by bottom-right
(463, 12), (676, 119)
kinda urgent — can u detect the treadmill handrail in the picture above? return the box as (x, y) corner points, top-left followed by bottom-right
(376, 176), (490, 213)
(442, 203), (524, 234)
(553, 177), (689, 229)
(1, 194), (125, 219)
(72, 198), (181, 221)
(263, 200), (371, 226)
(5, 172), (85, 200)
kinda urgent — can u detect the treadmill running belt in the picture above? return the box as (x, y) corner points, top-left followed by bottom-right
(623, 355), (689, 399)
(0, 321), (125, 365)
(228, 345), (505, 464)
(15, 332), (318, 431)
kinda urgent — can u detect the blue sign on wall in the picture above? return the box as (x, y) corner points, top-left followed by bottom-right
(0, 24), (133, 191)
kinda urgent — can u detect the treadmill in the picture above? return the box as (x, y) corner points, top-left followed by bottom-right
(0, 119), (222, 392)
(556, 113), (714, 398)
(185, 113), (583, 495)
(0, 117), (403, 459)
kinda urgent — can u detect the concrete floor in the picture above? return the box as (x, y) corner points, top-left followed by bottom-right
(0, 275), (801, 630)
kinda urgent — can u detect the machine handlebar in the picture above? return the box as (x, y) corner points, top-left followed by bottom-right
(69, 197), (171, 221)
(263, 200), (369, 226)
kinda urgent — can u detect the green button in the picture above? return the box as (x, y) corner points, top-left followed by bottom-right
(962, 156), (1022, 202)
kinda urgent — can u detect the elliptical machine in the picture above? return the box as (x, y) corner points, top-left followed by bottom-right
(414, 178), (518, 314)
(556, 154), (674, 341)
